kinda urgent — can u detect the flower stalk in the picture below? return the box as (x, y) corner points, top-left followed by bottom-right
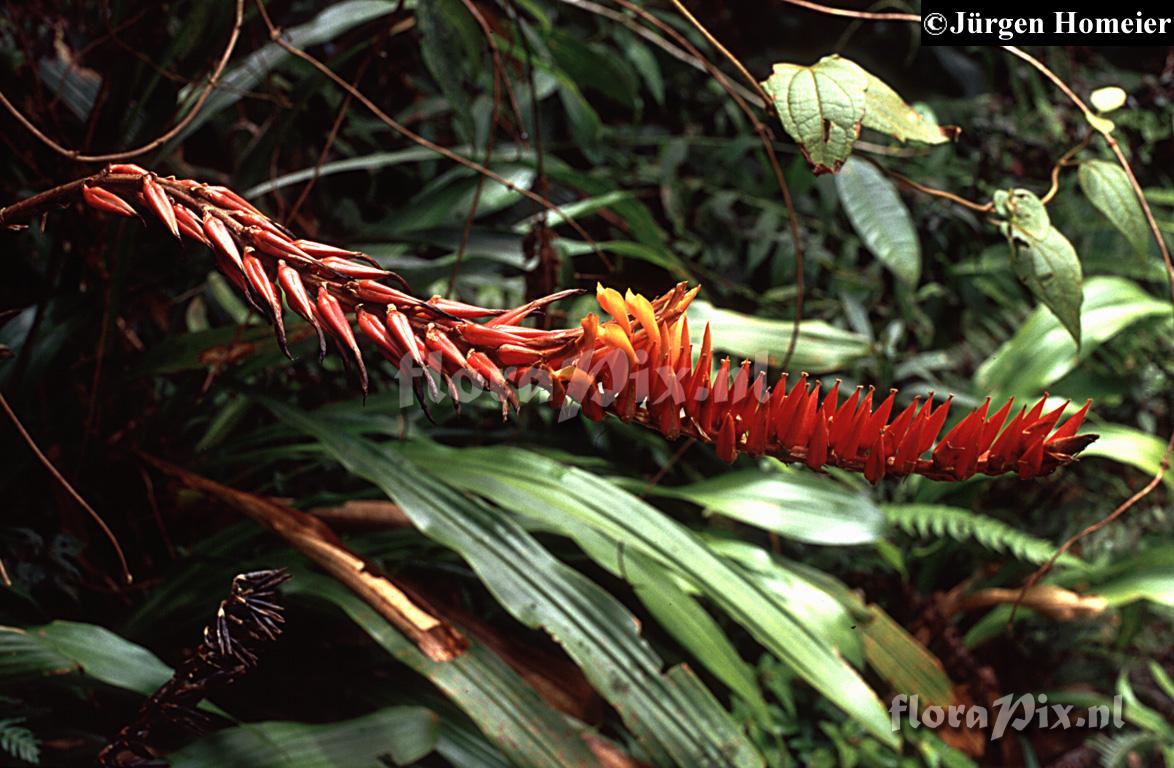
(3, 167), (1097, 483)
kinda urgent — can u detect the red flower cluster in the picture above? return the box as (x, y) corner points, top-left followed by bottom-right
(78, 165), (1097, 483)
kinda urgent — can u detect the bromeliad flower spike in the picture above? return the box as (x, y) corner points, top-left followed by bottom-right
(1, 166), (1097, 483)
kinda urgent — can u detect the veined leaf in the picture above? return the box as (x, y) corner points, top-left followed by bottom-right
(392, 440), (899, 747)
(995, 188), (1083, 344)
(171, 707), (439, 768)
(761, 56), (867, 174)
(649, 465), (882, 546)
(686, 301), (872, 373)
(762, 55), (955, 174)
(1079, 160), (1152, 259)
(267, 403), (766, 767)
(835, 157), (921, 286)
(975, 276), (1171, 397)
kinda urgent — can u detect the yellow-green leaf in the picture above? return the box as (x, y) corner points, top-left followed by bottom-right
(762, 55), (958, 174)
(761, 56), (867, 174)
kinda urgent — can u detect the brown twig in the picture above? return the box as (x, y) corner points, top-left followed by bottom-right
(1002, 45), (1174, 621)
(879, 166), (995, 213)
(252, 0), (610, 267)
(285, 35), (383, 226)
(1011, 431), (1172, 624)
(617, 0), (806, 368)
(0, 0), (244, 163)
(139, 453), (467, 662)
(776, 0), (921, 22)
(0, 392), (131, 584)
(449, 0), (514, 296)
(1039, 133), (1092, 205)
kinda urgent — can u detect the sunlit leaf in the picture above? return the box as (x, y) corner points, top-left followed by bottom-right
(686, 301), (872, 373)
(975, 276), (1170, 397)
(267, 403), (767, 767)
(650, 465), (882, 546)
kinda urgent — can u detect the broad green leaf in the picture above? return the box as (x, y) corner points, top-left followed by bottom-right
(1008, 225), (1083, 345)
(975, 276), (1171, 396)
(762, 55), (955, 173)
(288, 573), (600, 768)
(995, 188), (1083, 343)
(1079, 424), (1174, 492)
(171, 707), (439, 768)
(835, 157), (921, 285)
(169, 1), (398, 146)
(883, 505), (1087, 569)
(649, 466), (882, 546)
(761, 56), (867, 174)
(686, 301), (872, 373)
(1079, 160), (1152, 259)
(391, 441), (898, 748)
(0, 621), (171, 695)
(267, 403), (766, 767)
(858, 72), (957, 145)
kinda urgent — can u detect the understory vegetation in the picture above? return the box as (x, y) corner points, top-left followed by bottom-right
(0, 2), (1171, 766)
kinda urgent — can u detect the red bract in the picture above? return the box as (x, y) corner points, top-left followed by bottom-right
(72, 168), (1097, 483)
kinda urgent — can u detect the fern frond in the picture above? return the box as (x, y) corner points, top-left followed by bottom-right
(883, 504), (1087, 568)
(1091, 731), (1165, 768)
(0, 718), (40, 765)
(0, 168), (1098, 484)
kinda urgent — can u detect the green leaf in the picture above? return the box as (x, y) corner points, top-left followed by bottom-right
(883, 505), (1087, 569)
(0, 719), (39, 765)
(649, 465), (882, 546)
(835, 157), (921, 285)
(266, 403), (766, 767)
(389, 440), (898, 748)
(1079, 160), (1152, 259)
(686, 301), (872, 373)
(0, 621), (172, 695)
(857, 72), (957, 145)
(860, 606), (954, 708)
(995, 188), (1083, 344)
(762, 55), (955, 173)
(171, 707), (439, 768)
(1079, 424), (1174, 492)
(170, 1), (398, 146)
(975, 276), (1171, 397)
(288, 572), (599, 768)
(761, 56), (867, 174)
(418, 0), (484, 135)
(1008, 225), (1083, 345)
(622, 551), (769, 719)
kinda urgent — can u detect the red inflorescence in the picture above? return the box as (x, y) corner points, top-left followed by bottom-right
(79, 165), (1098, 483)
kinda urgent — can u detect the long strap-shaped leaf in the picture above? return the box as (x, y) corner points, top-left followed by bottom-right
(267, 400), (767, 767)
